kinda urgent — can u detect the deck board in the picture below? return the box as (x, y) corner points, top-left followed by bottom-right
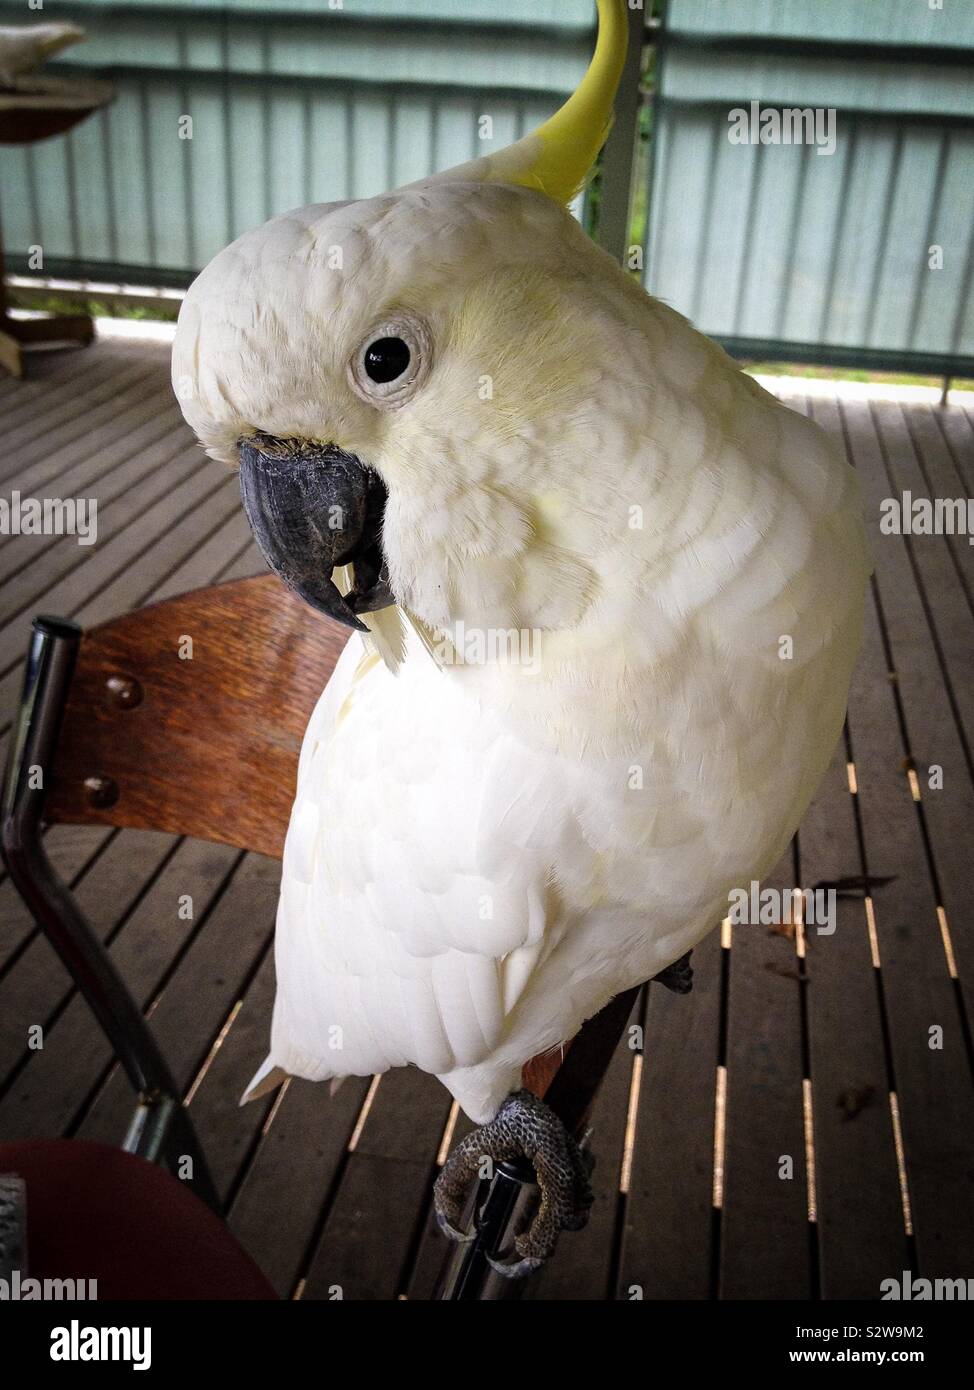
(73, 850), (279, 1149)
(227, 1074), (374, 1299)
(525, 993), (642, 1300)
(0, 338), (972, 1299)
(815, 393), (974, 1278)
(301, 1067), (452, 1301)
(617, 930), (722, 1299)
(798, 743), (908, 1298)
(0, 407), (187, 598)
(720, 839), (813, 1299)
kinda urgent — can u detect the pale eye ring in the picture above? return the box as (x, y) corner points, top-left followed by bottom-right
(348, 313), (432, 409)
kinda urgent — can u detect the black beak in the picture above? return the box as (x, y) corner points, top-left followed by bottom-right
(238, 433), (394, 632)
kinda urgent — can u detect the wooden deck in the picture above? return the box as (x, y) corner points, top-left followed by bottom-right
(1, 336), (973, 1300)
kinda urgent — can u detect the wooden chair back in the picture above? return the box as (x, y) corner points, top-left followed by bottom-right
(44, 574), (348, 859)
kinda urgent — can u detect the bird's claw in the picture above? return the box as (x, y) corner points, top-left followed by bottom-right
(432, 1204), (476, 1245)
(433, 1088), (593, 1278)
(486, 1251), (544, 1280)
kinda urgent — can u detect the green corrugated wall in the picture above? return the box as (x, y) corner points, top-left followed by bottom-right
(0, 0), (592, 283)
(647, 0), (974, 371)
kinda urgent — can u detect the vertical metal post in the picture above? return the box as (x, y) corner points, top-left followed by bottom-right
(595, 3), (650, 266)
(641, 1), (669, 292)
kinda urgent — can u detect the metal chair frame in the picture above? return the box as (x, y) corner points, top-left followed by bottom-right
(1, 616), (219, 1212)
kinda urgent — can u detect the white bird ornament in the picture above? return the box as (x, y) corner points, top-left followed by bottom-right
(0, 23), (85, 90)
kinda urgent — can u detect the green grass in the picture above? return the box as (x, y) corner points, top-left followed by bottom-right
(743, 361), (974, 392)
(8, 291), (180, 323)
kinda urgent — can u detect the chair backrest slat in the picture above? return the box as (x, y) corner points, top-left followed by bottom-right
(45, 575), (348, 859)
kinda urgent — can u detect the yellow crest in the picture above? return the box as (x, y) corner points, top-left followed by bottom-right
(430, 0), (629, 205)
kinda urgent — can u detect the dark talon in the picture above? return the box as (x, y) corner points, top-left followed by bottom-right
(486, 1252), (544, 1280)
(432, 1204), (476, 1245)
(433, 1088), (593, 1277)
(652, 949), (693, 994)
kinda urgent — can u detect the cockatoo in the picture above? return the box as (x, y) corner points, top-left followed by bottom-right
(0, 24), (85, 89)
(172, 0), (869, 1275)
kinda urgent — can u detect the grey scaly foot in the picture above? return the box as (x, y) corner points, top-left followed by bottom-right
(652, 949), (693, 994)
(433, 1088), (593, 1279)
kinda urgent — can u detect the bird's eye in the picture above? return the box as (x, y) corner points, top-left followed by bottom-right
(349, 313), (431, 409)
(364, 337), (410, 384)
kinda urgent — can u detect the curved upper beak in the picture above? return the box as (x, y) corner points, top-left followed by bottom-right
(238, 434), (394, 632)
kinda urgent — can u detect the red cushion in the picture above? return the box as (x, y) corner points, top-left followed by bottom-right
(0, 1139), (276, 1300)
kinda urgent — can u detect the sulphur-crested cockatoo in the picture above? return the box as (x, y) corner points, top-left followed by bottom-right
(172, 0), (869, 1275)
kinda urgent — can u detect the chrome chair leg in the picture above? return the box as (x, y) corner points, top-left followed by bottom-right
(433, 1159), (539, 1300)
